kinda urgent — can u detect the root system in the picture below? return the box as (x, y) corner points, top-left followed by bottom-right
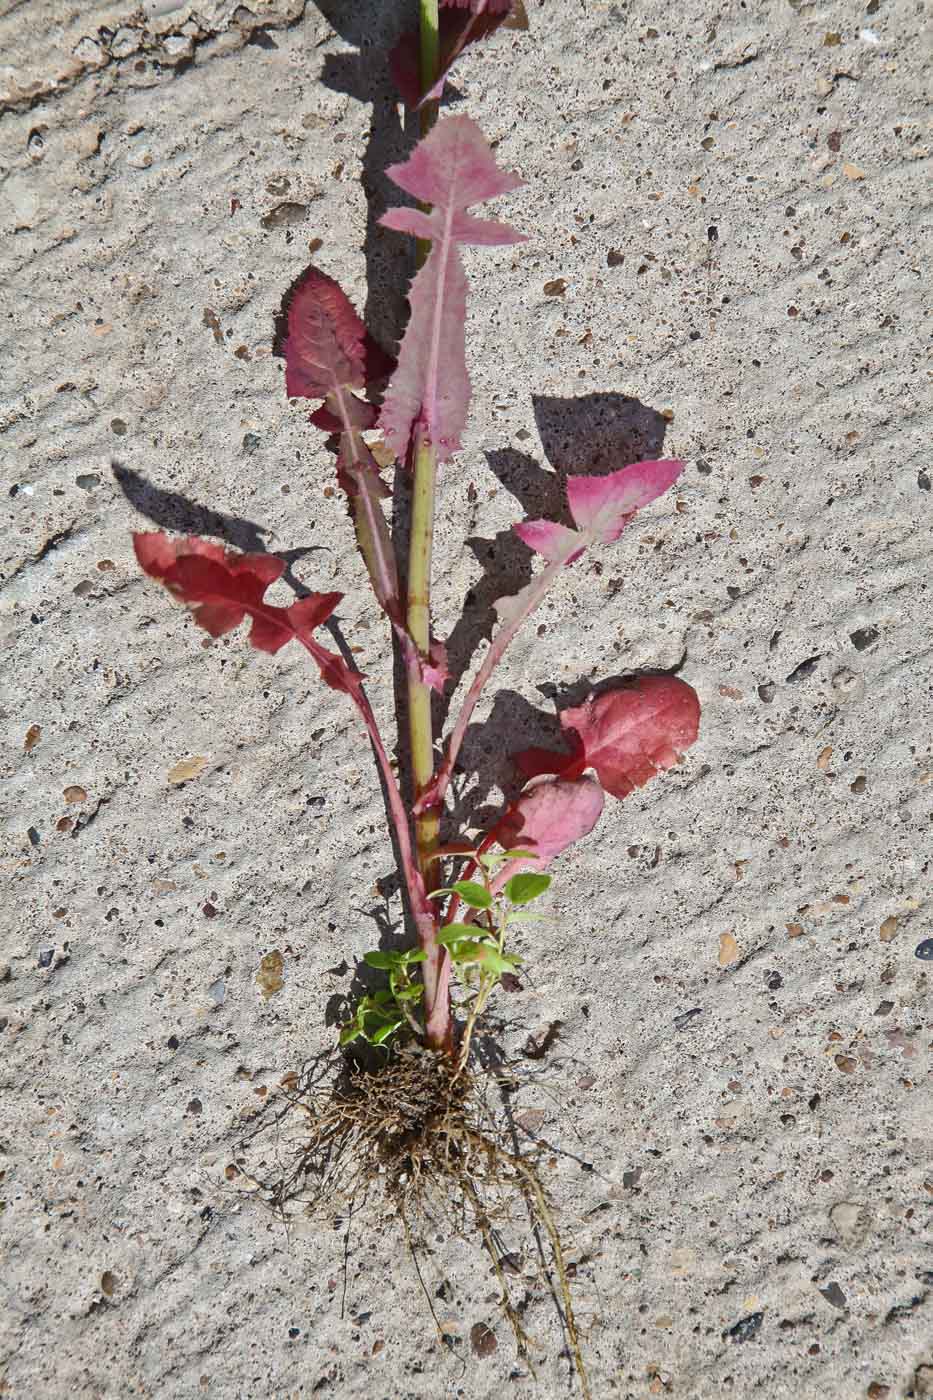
(247, 1046), (591, 1399)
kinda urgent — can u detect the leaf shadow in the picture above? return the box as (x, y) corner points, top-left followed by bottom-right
(111, 460), (324, 594)
(531, 391), (669, 476)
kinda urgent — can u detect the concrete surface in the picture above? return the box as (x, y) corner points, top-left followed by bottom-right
(1, 1), (931, 1397)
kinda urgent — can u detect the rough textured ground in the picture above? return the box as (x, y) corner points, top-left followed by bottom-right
(2, 1), (931, 1397)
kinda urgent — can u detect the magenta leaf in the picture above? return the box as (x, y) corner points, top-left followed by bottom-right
(516, 458), (685, 563)
(419, 462), (685, 814)
(515, 676), (701, 800)
(489, 776), (605, 888)
(389, 1), (523, 110)
(566, 459), (685, 544)
(377, 116), (526, 465)
(423, 637), (450, 693)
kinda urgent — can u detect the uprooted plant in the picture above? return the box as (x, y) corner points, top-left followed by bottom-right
(128, 5), (701, 1393)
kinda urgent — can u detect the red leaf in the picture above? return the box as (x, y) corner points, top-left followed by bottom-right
(132, 534), (427, 940)
(513, 739), (584, 781)
(283, 266), (370, 404)
(390, 2), (519, 109)
(515, 677), (701, 800)
(280, 268), (418, 661)
(490, 776), (605, 875)
(133, 533), (350, 684)
(378, 117), (525, 465)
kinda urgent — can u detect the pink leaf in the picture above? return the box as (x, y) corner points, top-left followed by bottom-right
(514, 677), (700, 800)
(489, 776), (605, 877)
(424, 637), (450, 693)
(427, 462), (685, 816)
(566, 459), (685, 543)
(377, 117), (525, 465)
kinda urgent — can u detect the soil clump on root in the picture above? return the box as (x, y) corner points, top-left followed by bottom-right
(263, 1046), (591, 1398)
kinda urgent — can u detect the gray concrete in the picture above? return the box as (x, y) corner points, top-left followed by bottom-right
(2, 1), (930, 1396)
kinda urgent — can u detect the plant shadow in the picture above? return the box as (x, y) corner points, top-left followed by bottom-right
(310, 0), (419, 354)
(439, 392), (668, 713)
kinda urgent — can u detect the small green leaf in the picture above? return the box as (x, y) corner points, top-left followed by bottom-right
(395, 984), (424, 1002)
(339, 1025), (361, 1046)
(448, 940), (520, 974)
(503, 910), (545, 925)
(371, 988), (395, 1006)
(363, 950), (398, 970)
(504, 872), (552, 905)
(437, 922), (483, 948)
(446, 938), (490, 965)
(370, 1019), (403, 1045)
(451, 880), (492, 909)
(498, 848), (539, 863)
(401, 948), (427, 965)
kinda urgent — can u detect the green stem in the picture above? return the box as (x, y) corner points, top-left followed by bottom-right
(419, 0), (440, 136)
(408, 433), (438, 830)
(410, 0), (447, 1051)
(408, 431), (446, 1039)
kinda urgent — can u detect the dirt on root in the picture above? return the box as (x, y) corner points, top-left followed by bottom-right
(249, 1046), (591, 1399)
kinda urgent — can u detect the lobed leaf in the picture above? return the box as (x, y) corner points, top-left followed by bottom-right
(378, 116), (526, 465)
(566, 459), (685, 544)
(515, 459), (685, 564)
(511, 519), (585, 565)
(133, 532), (363, 703)
(420, 461), (685, 819)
